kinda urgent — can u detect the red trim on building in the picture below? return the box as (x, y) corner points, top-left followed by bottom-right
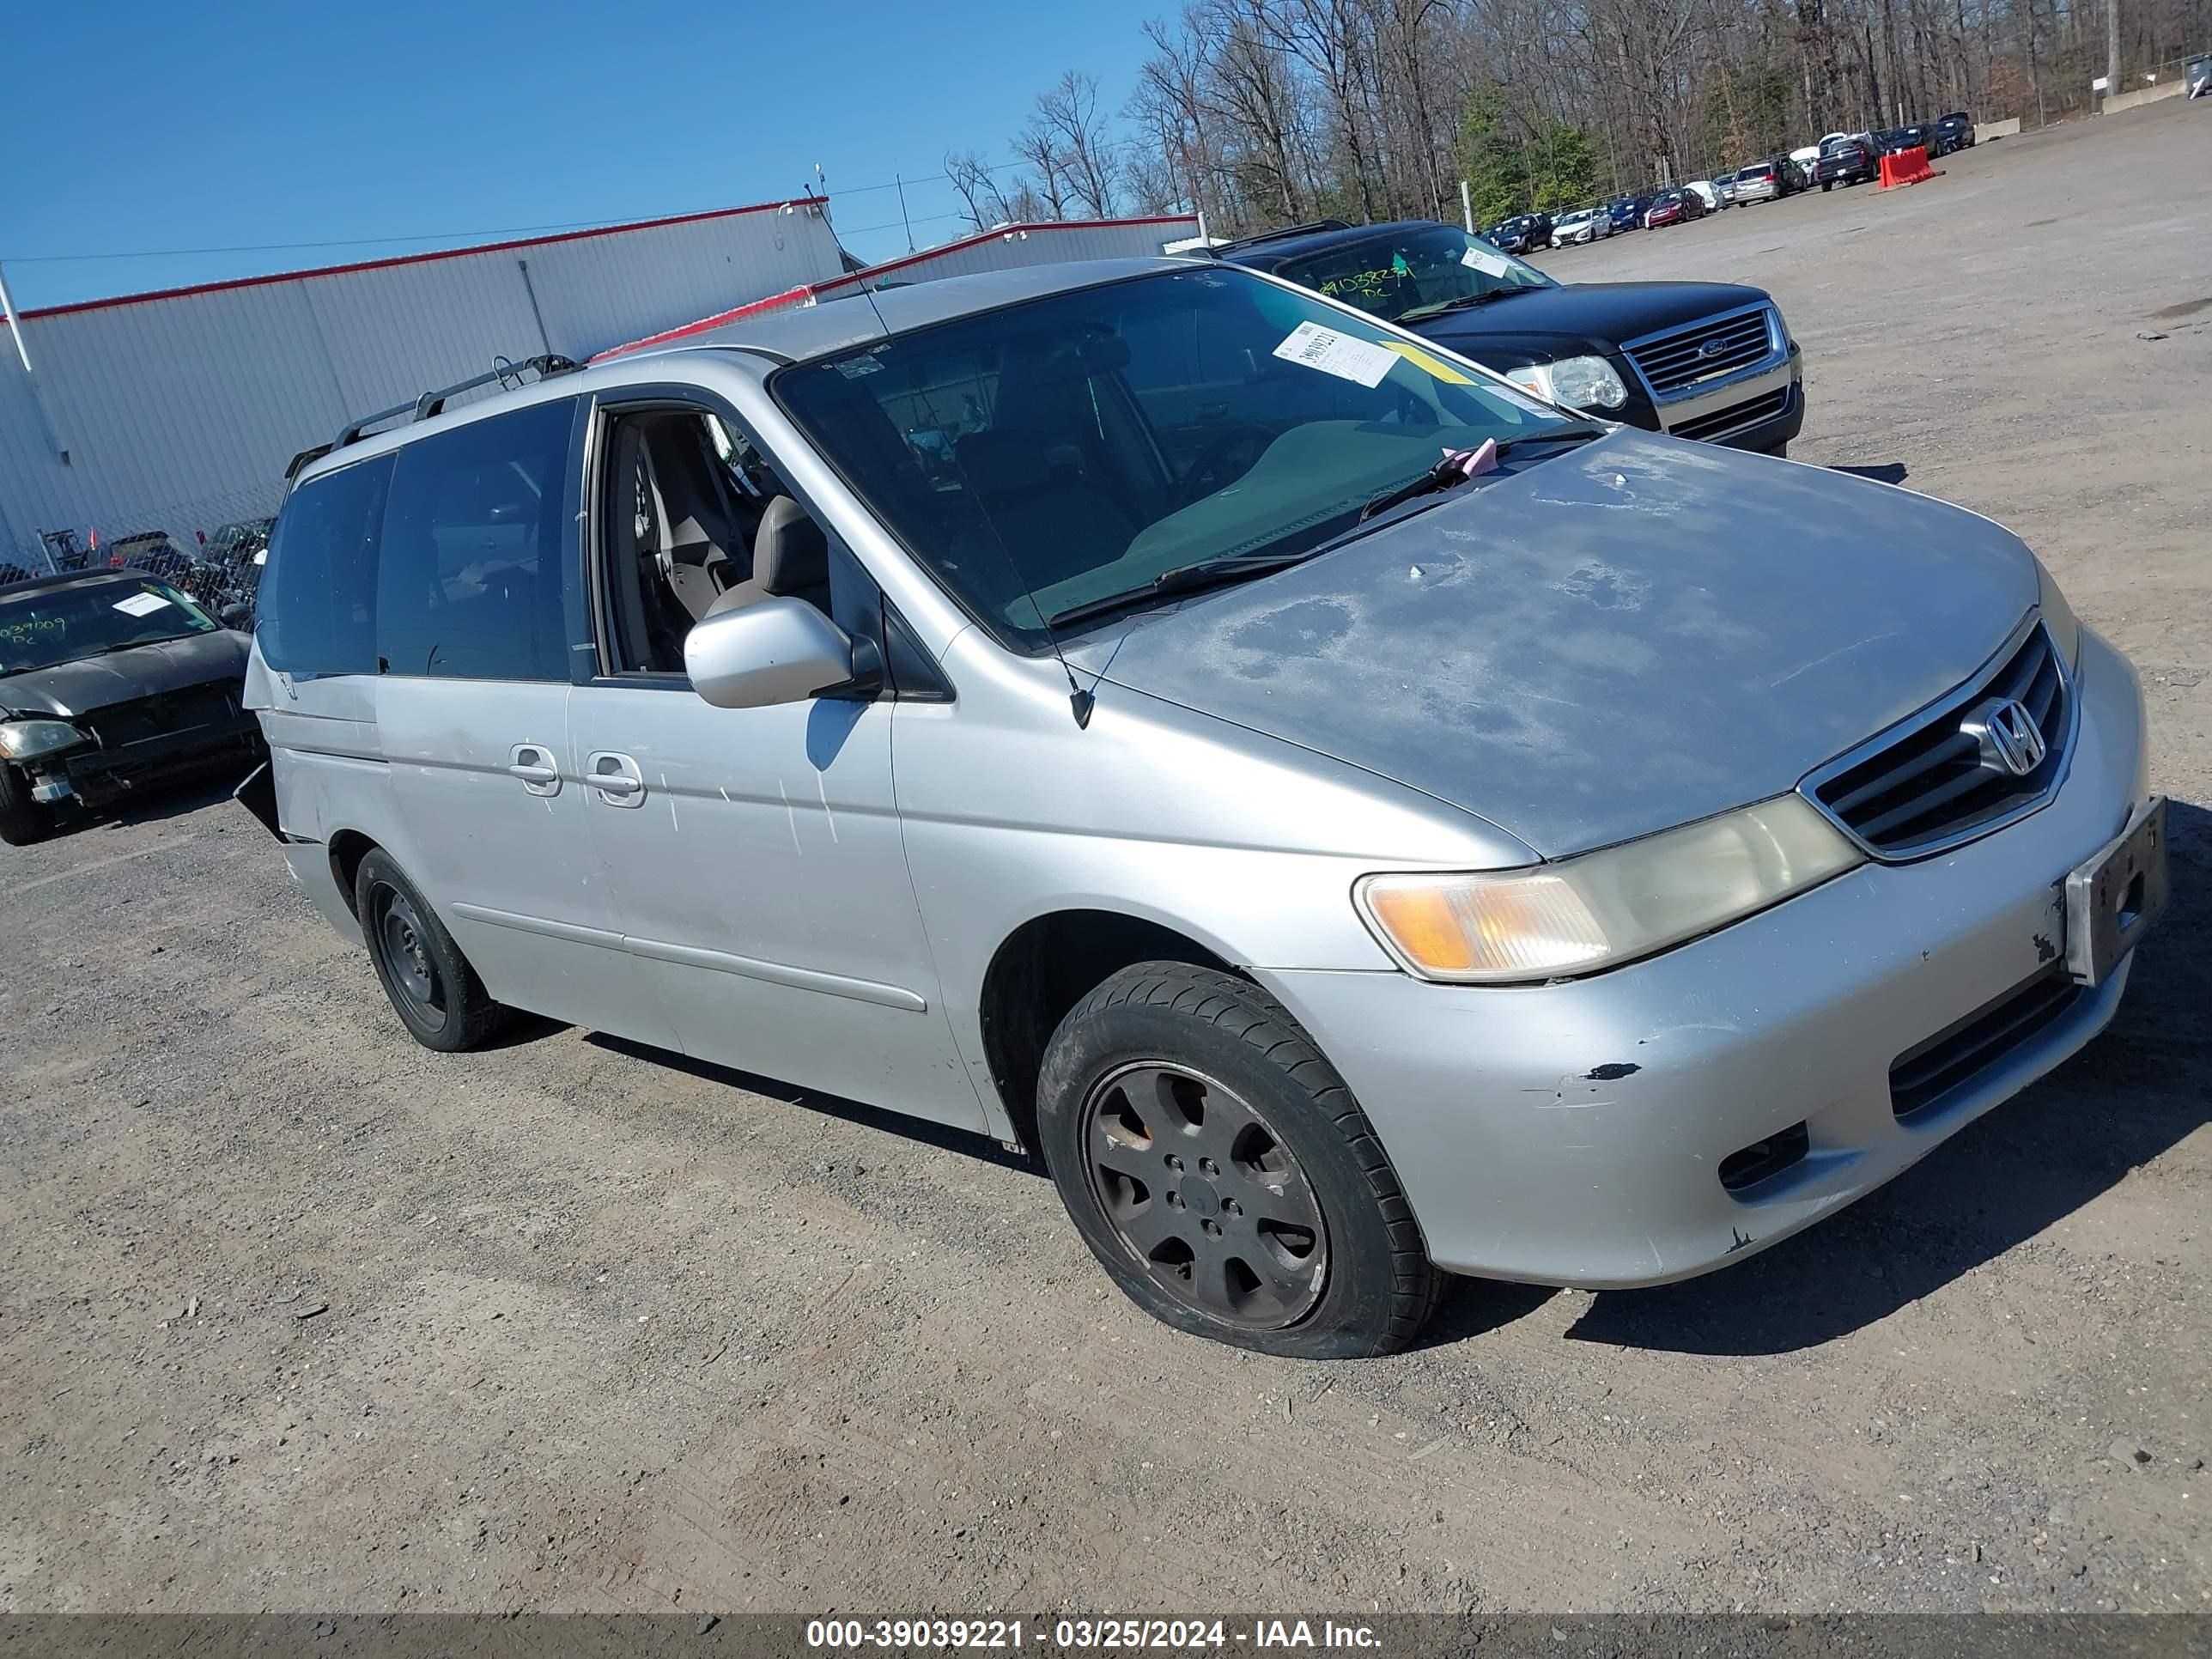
(809, 216), (1200, 296)
(588, 284), (818, 362)
(586, 216), (1203, 362)
(9, 198), (827, 323)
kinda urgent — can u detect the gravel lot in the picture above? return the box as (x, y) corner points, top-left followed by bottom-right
(2, 102), (2207, 1619)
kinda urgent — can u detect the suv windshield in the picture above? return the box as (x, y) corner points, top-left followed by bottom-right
(1267, 222), (1552, 325)
(0, 579), (220, 676)
(774, 265), (1570, 648)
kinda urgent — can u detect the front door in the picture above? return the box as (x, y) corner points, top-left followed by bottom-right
(568, 399), (985, 1130)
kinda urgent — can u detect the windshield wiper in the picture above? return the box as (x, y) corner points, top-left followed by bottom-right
(1399, 287), (1541, 322)
(1048, 550), (1311, 631)
(1355, 424), (1610, 523)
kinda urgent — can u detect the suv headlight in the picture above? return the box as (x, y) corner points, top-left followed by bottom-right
(1505, 356), (1629, 411)
(1356, 794), (1863, 983)
(0, 719), (86, 761)
(2034, 557), (2080, 665)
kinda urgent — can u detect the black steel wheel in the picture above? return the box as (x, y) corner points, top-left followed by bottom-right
(353, 848), (508, 1052)
(1037, 963), (1442, 1358)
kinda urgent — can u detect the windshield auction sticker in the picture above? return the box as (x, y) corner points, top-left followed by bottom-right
(1272, 322), (1398, 388)
(1461, 245), (1513, 276)
(112, 592), (172, 617)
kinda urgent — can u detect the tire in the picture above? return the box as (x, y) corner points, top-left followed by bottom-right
(0, 763), (52, 847)
(1036, 962), (1442, 1358)
(1820, 180), (1833, 192)
(1765, 441), (1790, 459)
(353, 848), (509, 1052)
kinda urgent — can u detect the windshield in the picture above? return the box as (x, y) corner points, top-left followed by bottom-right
(0, 579), (221, 676)
(1268, 222), (1552, 325)
(774, 265), (1570, 649)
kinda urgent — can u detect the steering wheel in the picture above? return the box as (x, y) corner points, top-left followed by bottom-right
(1175, 424), (1275, 506)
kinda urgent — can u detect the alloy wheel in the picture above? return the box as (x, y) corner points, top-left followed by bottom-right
(1079, 1061), (1329, 1330)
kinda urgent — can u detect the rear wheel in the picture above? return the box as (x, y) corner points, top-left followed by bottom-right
(354, 848), (509, 1052)
(0, 764), (53, 847)
(1037, 963), (1442, 1358)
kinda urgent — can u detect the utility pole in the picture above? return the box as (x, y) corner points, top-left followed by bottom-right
(2106, 0), (2122, 106)
(1460, 179), (1474, 233)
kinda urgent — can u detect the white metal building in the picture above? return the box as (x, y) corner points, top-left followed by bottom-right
(0, 198), (850, 569)
(593, 216), (1201, 361)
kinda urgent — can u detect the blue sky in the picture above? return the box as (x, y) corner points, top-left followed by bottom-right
(1, 0), (1158, 311)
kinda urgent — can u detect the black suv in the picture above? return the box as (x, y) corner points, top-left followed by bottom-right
(1815, 135), (1881, 190)
(1485, 213), (1553, 255)
(1931, 112), (1975, 152)
(1212, 218), (1803, 454)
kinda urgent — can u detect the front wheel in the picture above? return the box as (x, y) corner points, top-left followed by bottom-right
(1037, 963), (1442, 1357)
(354, 848), (509, 1051)
(0, 763), (53, 847)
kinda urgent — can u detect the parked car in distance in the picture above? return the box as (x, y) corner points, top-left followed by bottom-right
(1486, 213), (1553, 254)
(1713, 170), (1741, 205)
(1932, 111), (1978, 147)
(1214, 217), (1803, 453)
(105, 530), (198, 583)
(1548, 206), (1613, 246)
(1816, 134), (1881, 190)
(2187, 54), (2210, 96)
(246, 257), (2160, 1358)
(1604, 196), (1647, 232)
(1789, 144), (1822, 185)
(1684, 179), (1725, 212)
(1880, 124), (1935, 156)
(1730, 160), (1784, 202)
(1644, 189), (1703, 227)
(0, 569), (263, 844)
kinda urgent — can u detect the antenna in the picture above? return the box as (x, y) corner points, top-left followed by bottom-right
(848, 282), (1097, 729)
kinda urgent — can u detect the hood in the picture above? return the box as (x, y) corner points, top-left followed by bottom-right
(1411, 281), (1770, 366)
(0, 629), (251, 719)
(1067, 430), (2039, 859)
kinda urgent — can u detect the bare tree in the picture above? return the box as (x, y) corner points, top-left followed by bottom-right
(944, 149), (1009, 229)
(1035, 71), (1125, 216)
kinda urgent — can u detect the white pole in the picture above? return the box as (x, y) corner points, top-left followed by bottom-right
(1460, 179), (1474, 233)
(0, 262), (33, 375)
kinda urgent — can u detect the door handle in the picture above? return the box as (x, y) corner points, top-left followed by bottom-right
(507, 743), (561, 797)
(586, 750), (647, 807)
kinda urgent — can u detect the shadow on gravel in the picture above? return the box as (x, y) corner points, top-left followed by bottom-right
(1830, 461), (1911, 484)
(55, 769), (252, 836)
(1566, 797), (2210, 1358)
(586, 1032), (1041, 1176)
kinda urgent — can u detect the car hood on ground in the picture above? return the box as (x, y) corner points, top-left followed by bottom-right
(1067, 430), (2039, 860)
(1411, 280), (1771, 364)
(0, 629), (250, 719)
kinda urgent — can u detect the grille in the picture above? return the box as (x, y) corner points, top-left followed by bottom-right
(1889, 969), (2081, 1117)
(1625, 308), (1778, 395)
(1669, 386), (1792, 442)
(80, 684), (240, 751)
(1718, 1120), (1810, 1192)
(1806, 622), (2069, 858)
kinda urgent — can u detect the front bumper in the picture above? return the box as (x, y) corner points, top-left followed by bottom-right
(52, 711), (264, 807)
(1260, 627), (2148, 1288)
(1640, 340), (1805, 452)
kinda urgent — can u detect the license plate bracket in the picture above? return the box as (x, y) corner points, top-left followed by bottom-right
(2063, 797), (2167, 987)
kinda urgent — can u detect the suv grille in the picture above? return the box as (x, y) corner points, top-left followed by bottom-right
(1624, 309), (1777, 394)
(81, 684), (240, 751)
(1889, 968), (2081, 1117)
(1670, 386), (1792, 442)
(1805, 622), (2069, 859)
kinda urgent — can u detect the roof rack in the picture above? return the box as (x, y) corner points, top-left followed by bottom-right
(1204, 219), (1357, 256)
(330, 352), (583, 453)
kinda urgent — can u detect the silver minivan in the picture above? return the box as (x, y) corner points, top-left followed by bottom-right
(246, 258), (2165, 1356)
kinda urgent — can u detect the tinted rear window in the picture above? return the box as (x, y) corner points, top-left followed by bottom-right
(374, 398), (574, 680)
(258, 454), (393, 678)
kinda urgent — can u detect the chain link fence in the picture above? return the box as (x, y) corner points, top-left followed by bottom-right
(3, 480), (286, 624)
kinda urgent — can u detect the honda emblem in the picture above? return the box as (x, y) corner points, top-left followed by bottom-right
(1965, 698), (2047, 778)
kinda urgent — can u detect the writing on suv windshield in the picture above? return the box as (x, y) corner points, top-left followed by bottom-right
(773, 266), (1569, 648)
(0, 580), (219, 676)
(1272, 223), (1553, 326)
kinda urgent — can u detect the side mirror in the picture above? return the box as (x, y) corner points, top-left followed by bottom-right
(684, 595), (860, 711)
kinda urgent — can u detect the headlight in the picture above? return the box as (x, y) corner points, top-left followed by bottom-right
(1505, 355), (1628, 411)
(2033, 556), (2080, 665)
(1356, 794), (1863, 983)
(0, 719), (85, 761)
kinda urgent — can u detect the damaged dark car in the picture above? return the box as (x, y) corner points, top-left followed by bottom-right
(0, 569), (264, 845)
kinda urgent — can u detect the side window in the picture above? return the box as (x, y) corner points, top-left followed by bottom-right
(374, 398), (576, 681)
(597, 406), (864, 679)
(258, 453), (393, 678)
